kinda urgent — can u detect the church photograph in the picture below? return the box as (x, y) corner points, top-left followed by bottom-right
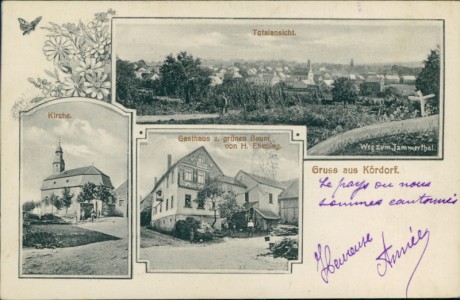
(20, 99), (131, 277)
(138, 129), (303, 272)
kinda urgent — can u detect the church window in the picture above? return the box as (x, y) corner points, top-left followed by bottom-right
(184, 194), (192, 208)
(184, 168), (193, 181)
(197, 171), (205, 184)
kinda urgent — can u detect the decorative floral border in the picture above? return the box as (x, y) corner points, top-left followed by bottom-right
(12, 9), (115, 118)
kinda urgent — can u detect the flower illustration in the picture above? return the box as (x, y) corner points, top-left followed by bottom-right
(84, 72), (110, 100)
(75, 57), (103, 77)
(43, 37), (73, 64)
(95, 12), (109, 23)
(63, 75), (86, 97)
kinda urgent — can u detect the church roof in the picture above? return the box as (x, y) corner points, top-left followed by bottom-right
(42, 165), (114, 190)
(44, 165), (108, 180)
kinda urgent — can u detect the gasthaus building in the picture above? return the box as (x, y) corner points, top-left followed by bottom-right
(141, 146), (299, 232)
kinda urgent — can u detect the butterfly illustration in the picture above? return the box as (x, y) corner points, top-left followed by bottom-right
(18, 16), (42, 35)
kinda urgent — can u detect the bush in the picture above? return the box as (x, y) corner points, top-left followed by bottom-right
(271, 238), (298, 260)
(23, 212), (41, 220)
(174, 217), (200, 240)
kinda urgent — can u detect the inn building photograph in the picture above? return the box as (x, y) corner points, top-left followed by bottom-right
(20, 100), (130, 277)
(138, 131), (302, 272)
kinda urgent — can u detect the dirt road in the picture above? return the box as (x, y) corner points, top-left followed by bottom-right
(140, 229), (290, 272)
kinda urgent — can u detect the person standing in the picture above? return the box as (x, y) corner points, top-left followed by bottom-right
(247, 219), (254, 237)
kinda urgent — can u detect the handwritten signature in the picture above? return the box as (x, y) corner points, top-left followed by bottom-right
(314, 227), (430, 298)
(314, 233), (373, 283)
(376, 227), (430, 298)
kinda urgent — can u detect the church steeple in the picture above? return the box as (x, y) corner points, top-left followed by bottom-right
(53, 138), (65, 174)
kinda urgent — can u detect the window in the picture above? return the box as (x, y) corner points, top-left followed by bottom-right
(185, 194), (192, 208)
(159, 203), (162, 212)
(197, 199), (205, 209)
(119, 200), (124, 207)
(171, 170), (174, 184)
(198, 155), (206, 164)
(184, 168), (193, 181)
(166, 199), (169, 211)
(269, 193), (273, 204)
(171, 196), (174, 209)
(245, 192), (249, 203)
(197, 171), (206, 184)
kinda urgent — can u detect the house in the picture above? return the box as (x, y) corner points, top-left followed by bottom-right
(361, 76), (385, 93)
(112, 180), (128, 217)
(401, 75), (417, 84)
(279, 179), (299, 224)
(235, 171), (285, 230)
(249, 73), (280, 86)
(40, 142), (115, 217)
(385, 74), (401, 85)
(143, 146), (298, 232)
(320, 79), (334, 90)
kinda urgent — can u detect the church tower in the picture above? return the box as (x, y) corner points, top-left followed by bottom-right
(307, 59), (314, 82)
(53, 139), (65, 174)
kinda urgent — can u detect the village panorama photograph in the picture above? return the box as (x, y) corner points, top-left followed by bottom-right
(114, 19), (442, 157)
(138, 130), (302, 272)
(20, 100), (130, 277)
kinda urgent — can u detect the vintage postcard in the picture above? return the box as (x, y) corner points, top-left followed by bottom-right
(1, 1), (459, 299)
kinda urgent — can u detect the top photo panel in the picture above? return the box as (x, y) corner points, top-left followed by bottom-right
(112, 19), (443, 159)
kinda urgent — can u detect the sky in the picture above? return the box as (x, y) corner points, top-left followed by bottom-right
(114, 19), (442, 65)
(21, 101), (129, 202)
(138, 131), (301, 199)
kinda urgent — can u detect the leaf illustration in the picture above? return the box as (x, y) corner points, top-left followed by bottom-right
(45, 69), (57, 80)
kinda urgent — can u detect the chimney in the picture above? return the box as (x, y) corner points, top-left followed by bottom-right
(154, 177), (158, 185)
(167, 154), (172, 170)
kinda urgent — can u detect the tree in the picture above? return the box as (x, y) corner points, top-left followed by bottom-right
(250, 145), (279, 180)
(22, 201), (37, 213)
(331, 77), (358, 106)
(77, 182), (98, 203)
(195, 178), (224, 227)
(416, 48), (440, 107)
(159, 51), (212, 102)
(217, 191), (243, 225)
(61, 187), (74, 214)
(96, 184), (115, 204)
(41, 196), (51, 212)
(49, 193), (61, 213)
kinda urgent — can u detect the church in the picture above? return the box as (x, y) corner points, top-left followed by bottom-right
(40, 141), (115, 217)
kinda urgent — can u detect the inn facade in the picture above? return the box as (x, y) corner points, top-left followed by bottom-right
(142, 146), (299, 232)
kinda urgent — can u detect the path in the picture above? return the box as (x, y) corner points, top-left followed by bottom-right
(22, 217), (129, 276)
(137, 113), (220, 123)
(308, 115), (439, 156)
(140, 229), (291, 271)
